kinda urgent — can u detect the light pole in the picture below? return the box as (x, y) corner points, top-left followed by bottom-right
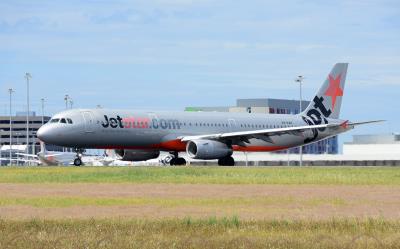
(0, 129), (3, 166)
(8, 88), (14, 165)
(40, 98), (45, 155)
(295, 75), (304, 167)
(25, 73), (31, 159)
(325, 139), (329, 154)
(64, 94), (70, 109)
(16, 132), (21, 166)
(63, 94), (71, 152)
(41, 98), (45, 125)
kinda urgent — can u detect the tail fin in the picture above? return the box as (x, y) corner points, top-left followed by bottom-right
(39, 140), (47, 155)
(301, 63), (348, 119)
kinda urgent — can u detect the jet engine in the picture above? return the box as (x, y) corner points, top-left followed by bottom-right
(186, 139), (232, 160)
(114, 149), (160, 161)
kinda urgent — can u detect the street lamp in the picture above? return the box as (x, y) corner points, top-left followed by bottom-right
(64, 94), (70, 109)
(25, 73), (31, 159)
(63, 95), (71, 152)
(41, 98), (45, 125)
(8, 88), (14, 165)
(15, 132), (22, 166)
(295, 75), (305, 167)
(0, 129), (3, 166)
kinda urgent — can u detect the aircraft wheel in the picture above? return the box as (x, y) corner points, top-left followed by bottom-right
(74, 158), (82, 166)
(218, 156), (235, 166)
(175, 158), (186, 166)
(170, 158), (186, 166)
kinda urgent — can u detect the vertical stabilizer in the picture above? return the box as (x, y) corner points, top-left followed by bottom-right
(39, 140), (47, 156)
(301, 63), (348, 119)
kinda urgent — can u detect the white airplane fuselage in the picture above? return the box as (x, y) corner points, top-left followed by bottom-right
(37, 63), (380, 166)
(37, 109), (347, 151)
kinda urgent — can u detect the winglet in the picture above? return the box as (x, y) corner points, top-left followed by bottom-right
(340, 120), (349, 129)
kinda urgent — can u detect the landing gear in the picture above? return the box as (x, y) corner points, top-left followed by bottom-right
(218, 156), (235, 166)
(73, 157), (82, 166)
(170, 157), (186, 166)
(73, 148), (84, 166)
(169, 152), (187, 166)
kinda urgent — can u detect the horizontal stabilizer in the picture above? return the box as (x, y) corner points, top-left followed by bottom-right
(348, 120), (385, 126)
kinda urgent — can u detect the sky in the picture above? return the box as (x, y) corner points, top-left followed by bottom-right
(0, 0), (399, 146)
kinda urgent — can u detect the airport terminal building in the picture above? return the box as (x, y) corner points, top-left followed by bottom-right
(185, 98), (338, 154)
(0, 112), (62, 165)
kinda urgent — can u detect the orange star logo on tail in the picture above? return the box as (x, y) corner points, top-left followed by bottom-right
(324, 74), (343, 110)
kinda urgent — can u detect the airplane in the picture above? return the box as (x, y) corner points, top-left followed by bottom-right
(16, 142), (77, 165)
(37, 63), (383, 166)
(16, 142), (106, 166)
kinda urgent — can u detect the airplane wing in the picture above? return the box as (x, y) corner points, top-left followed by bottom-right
(15, 153), (39, 158)
(181, 123), (342, 143)
(0, 158), (40, 163)
(180, 120), (384, 144)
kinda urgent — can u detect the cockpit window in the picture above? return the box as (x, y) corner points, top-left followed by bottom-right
(50, 118), (60, 123)
(60, 118), (67, 124)
(67, 118), (73, 124)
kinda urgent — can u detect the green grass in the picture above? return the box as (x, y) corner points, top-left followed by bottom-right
(0, 166), (399, 185)
(0, 196), (348, 208)
(0, 218), (399, 249)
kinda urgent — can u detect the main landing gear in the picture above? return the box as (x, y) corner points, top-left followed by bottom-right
(169, 152), (187, 166)
(73, 148), (84, 166)
(218, 156), (235, 166)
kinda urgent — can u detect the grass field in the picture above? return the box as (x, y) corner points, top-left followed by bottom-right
(0, 166), (399, 248)
(1, 218), (399, 249)
(0, 166), (399, 185)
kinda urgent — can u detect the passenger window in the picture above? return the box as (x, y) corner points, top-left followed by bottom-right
(67, 118), (73, 124)
(60, 118), (66, 123)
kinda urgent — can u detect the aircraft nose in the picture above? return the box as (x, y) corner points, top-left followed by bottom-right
(37, 125), (53, 143)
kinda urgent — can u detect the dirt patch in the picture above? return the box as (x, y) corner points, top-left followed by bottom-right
(0, 183), (399, 220)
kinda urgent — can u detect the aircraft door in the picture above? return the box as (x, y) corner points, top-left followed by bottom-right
(81, 111), (95, 133)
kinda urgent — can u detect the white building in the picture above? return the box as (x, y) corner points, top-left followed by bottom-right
(343, 134), (400, 158)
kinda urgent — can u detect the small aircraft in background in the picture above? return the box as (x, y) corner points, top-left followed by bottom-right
(15, 142), (76, 166)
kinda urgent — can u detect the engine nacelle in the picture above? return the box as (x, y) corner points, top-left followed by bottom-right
(186, 139), (232, 160)
(114, 149), (160, 161)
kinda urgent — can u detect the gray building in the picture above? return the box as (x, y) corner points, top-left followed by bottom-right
(186, 98), (338, 154)
(0, 112), (61, 155)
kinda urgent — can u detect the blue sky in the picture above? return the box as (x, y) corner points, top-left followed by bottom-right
(0, 0), (399, 145)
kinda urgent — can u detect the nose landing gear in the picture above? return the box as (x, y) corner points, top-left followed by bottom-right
(73, 148), (85, 166)
(73, 157), (82, 166)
